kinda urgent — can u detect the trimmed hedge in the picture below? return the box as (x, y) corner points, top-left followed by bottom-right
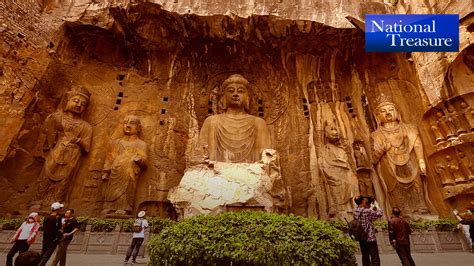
(0, 216), (175, 233)
(148, 211), (357, 266)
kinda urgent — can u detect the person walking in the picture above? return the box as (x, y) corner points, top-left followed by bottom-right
(124, 211), (149, 264)
(388, 207), (415, 266)
(453, 208), (474, 252)
(353, 195), (383, 266)
(51, 209), (80, 266)
(39, 202), (64, 266)
(6, 212), (40, 266)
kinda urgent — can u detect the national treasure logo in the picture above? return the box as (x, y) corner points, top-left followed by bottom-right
(365, 14), (459, 52)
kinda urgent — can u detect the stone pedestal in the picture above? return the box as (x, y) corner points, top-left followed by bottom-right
(168, 161), (287, 218)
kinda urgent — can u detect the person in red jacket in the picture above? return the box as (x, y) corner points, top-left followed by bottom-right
(388, 207), (415, 266)
(6, 212), (41, 266)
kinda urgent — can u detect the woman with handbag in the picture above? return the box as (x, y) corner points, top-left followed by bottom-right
(124, 211), (149, 264)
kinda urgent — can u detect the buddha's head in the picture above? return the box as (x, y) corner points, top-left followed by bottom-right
(65, 86), (91, 115)
(221, 74), (250, 112)
(375, 102), (399, 125)
(373, 93), (400, 127)
(123, 115), (142, 136)
(324, 122), (340, 143)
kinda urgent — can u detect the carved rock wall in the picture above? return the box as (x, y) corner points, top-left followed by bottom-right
(0, 0), (472, 217)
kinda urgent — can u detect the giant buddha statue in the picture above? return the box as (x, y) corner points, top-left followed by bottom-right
(197, 74), (272, 163)
(169, 74), (287, 218)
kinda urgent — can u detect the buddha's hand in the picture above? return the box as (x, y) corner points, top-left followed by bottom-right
(101, 172), (109, 181)
(419, 159), (426, 175)
(133, 156), (143, 164)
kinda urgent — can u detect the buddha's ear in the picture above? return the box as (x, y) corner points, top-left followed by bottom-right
(244, 97), (250, 113)
(221, 95), (227, 111)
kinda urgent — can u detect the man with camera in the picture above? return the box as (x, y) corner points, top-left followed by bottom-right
(353, 195), (384, 266)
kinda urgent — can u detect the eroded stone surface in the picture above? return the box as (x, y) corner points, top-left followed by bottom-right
(0, 0), (473, 218)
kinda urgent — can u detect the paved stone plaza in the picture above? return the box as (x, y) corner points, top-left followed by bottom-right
(1, 252), (473, 265)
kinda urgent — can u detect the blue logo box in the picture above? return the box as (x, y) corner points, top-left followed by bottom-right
(365, 14), (459, 52)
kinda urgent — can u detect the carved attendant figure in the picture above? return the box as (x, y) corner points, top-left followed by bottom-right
(197, 74), (271, 163)
(371, 94), (430, 216)
(102, 115), (147, 215)
(446, 155), (467, 184)
(320, 123), (359, 219)
(435, 110), (457, 139)
(459, 99), (474, 132)
(434, 158), (455, 187)
(33, 86), (92, 208)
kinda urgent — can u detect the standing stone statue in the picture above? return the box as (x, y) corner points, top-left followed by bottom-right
(371, 94), (431, 217)
(434, 157), (455, 187)
(320, 122), (359, 220)
(31, 86), (92, 209)
(196, 74), (271, 163)
(459, 99), (474, 132)
(101, 115), (147, 215)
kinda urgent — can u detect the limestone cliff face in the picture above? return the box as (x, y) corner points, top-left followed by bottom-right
(0, 0), (472, 217)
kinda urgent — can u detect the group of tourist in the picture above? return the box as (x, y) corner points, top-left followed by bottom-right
(6, 202), (79, 266)
(353, 195), (416, 266)
(6, 202), (149, 266)
(353, 195), (474, 266)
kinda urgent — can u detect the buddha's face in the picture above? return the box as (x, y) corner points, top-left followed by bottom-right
(325, 124), (340, 142)
(376, 103), (399, 124)
(123, 116), (140, 136)
(65, 94), (88, 115)
(224, 83), (249, 109)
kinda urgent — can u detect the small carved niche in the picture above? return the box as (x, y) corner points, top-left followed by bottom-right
(344, 96), (356, 118)
(302, 98), (309, 118)
(114, 92), (124, 111)
(258, 99), (264, 117)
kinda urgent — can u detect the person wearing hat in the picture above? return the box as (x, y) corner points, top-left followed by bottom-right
(51, 209), (80, 266)
(38, 202), (64, 266)
(6, 212), (40, 266)
(125, 211), (149, 263)
(453, 207), (474, 253)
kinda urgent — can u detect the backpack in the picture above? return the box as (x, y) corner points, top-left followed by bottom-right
(347, 218), (368, 241)
(133, 219), (143, 233)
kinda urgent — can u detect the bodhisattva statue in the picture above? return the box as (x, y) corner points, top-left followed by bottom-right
(31, 86), (93, 209)
(320, 123), (359, 220)
(101, 115), (147, 215)
(196, 74), (271, 163)
(371, 94), (431, 217)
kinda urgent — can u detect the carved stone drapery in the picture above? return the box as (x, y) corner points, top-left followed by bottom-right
(101, 115), (147, 215)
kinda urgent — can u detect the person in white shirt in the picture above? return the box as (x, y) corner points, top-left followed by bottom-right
(124, 211), (149, 263)
(7, 212), (41, 266)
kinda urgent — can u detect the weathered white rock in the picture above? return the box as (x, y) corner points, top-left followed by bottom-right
(168, 153), (287, 218)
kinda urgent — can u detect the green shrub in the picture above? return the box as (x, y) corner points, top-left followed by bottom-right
(370, 219), (459, 232)
(0, 218), (25, 230)
(148, 211), (357, 266)
(148, 217), (175, 234)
